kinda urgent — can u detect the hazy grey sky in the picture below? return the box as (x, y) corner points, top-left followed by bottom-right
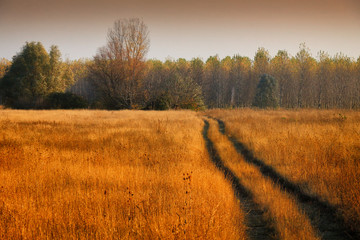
(1, 0), (360, 61)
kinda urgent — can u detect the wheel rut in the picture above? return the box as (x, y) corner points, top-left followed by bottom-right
(214, 118), (359, 240)
(202, 120), (278, 240)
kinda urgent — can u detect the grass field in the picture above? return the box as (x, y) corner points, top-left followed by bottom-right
(0, 109), (359, 239)
(206, 109), (360, 238)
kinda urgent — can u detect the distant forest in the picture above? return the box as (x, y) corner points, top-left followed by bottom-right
(1, 18), (360, 110)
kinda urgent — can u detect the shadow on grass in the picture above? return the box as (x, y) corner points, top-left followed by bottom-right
(215, 118), (359, 240)
(202, 120), (278, 240)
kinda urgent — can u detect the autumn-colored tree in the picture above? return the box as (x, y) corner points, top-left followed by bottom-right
(231, 55), (252, 107)
(245, 48), (271, 106)
(332, 54), (354, 108)
(190, 58), (204, 87)
(67, 59), (96, 105)
(169, 74), (204, 110)
(143, 59), (168, 109)
(3, 39), (360, 109)
(0, 58), (11, 79)
(316, 51), (333, 108)
(294, 43), (317, 108)
(175, 58), (190, 79)
(355, 57), (360, 108)
(204, 55), (224, 108)
(219, 56), (232, 107)
(253, 47), (271, 76)
(89, 18), (150, 109)
(156, 59), (204, 110)
(271, 50), (296, 107)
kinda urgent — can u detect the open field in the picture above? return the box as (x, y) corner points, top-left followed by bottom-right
(205, 118), (320, 240)
(0, 110), (245, 239)
(0, 109), (359, 239)
(206, 109), (360, 238)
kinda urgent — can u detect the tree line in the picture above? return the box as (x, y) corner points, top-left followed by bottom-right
(1, 18), (360, 110)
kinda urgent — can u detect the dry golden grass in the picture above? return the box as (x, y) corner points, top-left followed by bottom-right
(2, 108), (358, 239)
(206, 117), (320, 240)
(0, 110), (246, 239)
(206, 108), (360, 233)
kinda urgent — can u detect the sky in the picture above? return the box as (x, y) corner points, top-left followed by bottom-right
(0, 0), (360, 61)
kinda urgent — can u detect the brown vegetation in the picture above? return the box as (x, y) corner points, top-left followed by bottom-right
(205, 117), (320, 239)
(2, 42), (360, 110)
(1, 108), (359, 239)
(0, 110), (245, 239)
(206, 108), (360, 233)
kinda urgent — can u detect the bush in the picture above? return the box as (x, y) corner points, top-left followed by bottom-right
(45, 92), (88, 109)
(144, 93), (171, 110)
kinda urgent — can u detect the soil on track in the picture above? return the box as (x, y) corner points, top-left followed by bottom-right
(214, 118), (359, 240)
(202, 120), (278, 240)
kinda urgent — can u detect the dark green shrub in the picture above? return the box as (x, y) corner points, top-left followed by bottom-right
(45, 92), (88, 109)
(144, 93), (171, 110)
(253, 74), (279, 108)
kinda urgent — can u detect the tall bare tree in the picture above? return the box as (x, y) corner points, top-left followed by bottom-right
(89, 18), (149, 109)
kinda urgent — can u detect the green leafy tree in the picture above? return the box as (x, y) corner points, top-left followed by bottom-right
(48, 46), (74, 92)
(1, 42), (50, 108)
(0, 42), (74, 108)
(253, 74), (279, 108)
(0, 58), (12, 104)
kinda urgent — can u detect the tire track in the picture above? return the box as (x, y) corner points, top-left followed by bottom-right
(202, 120), (278, 240)
(214, 118), (359, 240)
